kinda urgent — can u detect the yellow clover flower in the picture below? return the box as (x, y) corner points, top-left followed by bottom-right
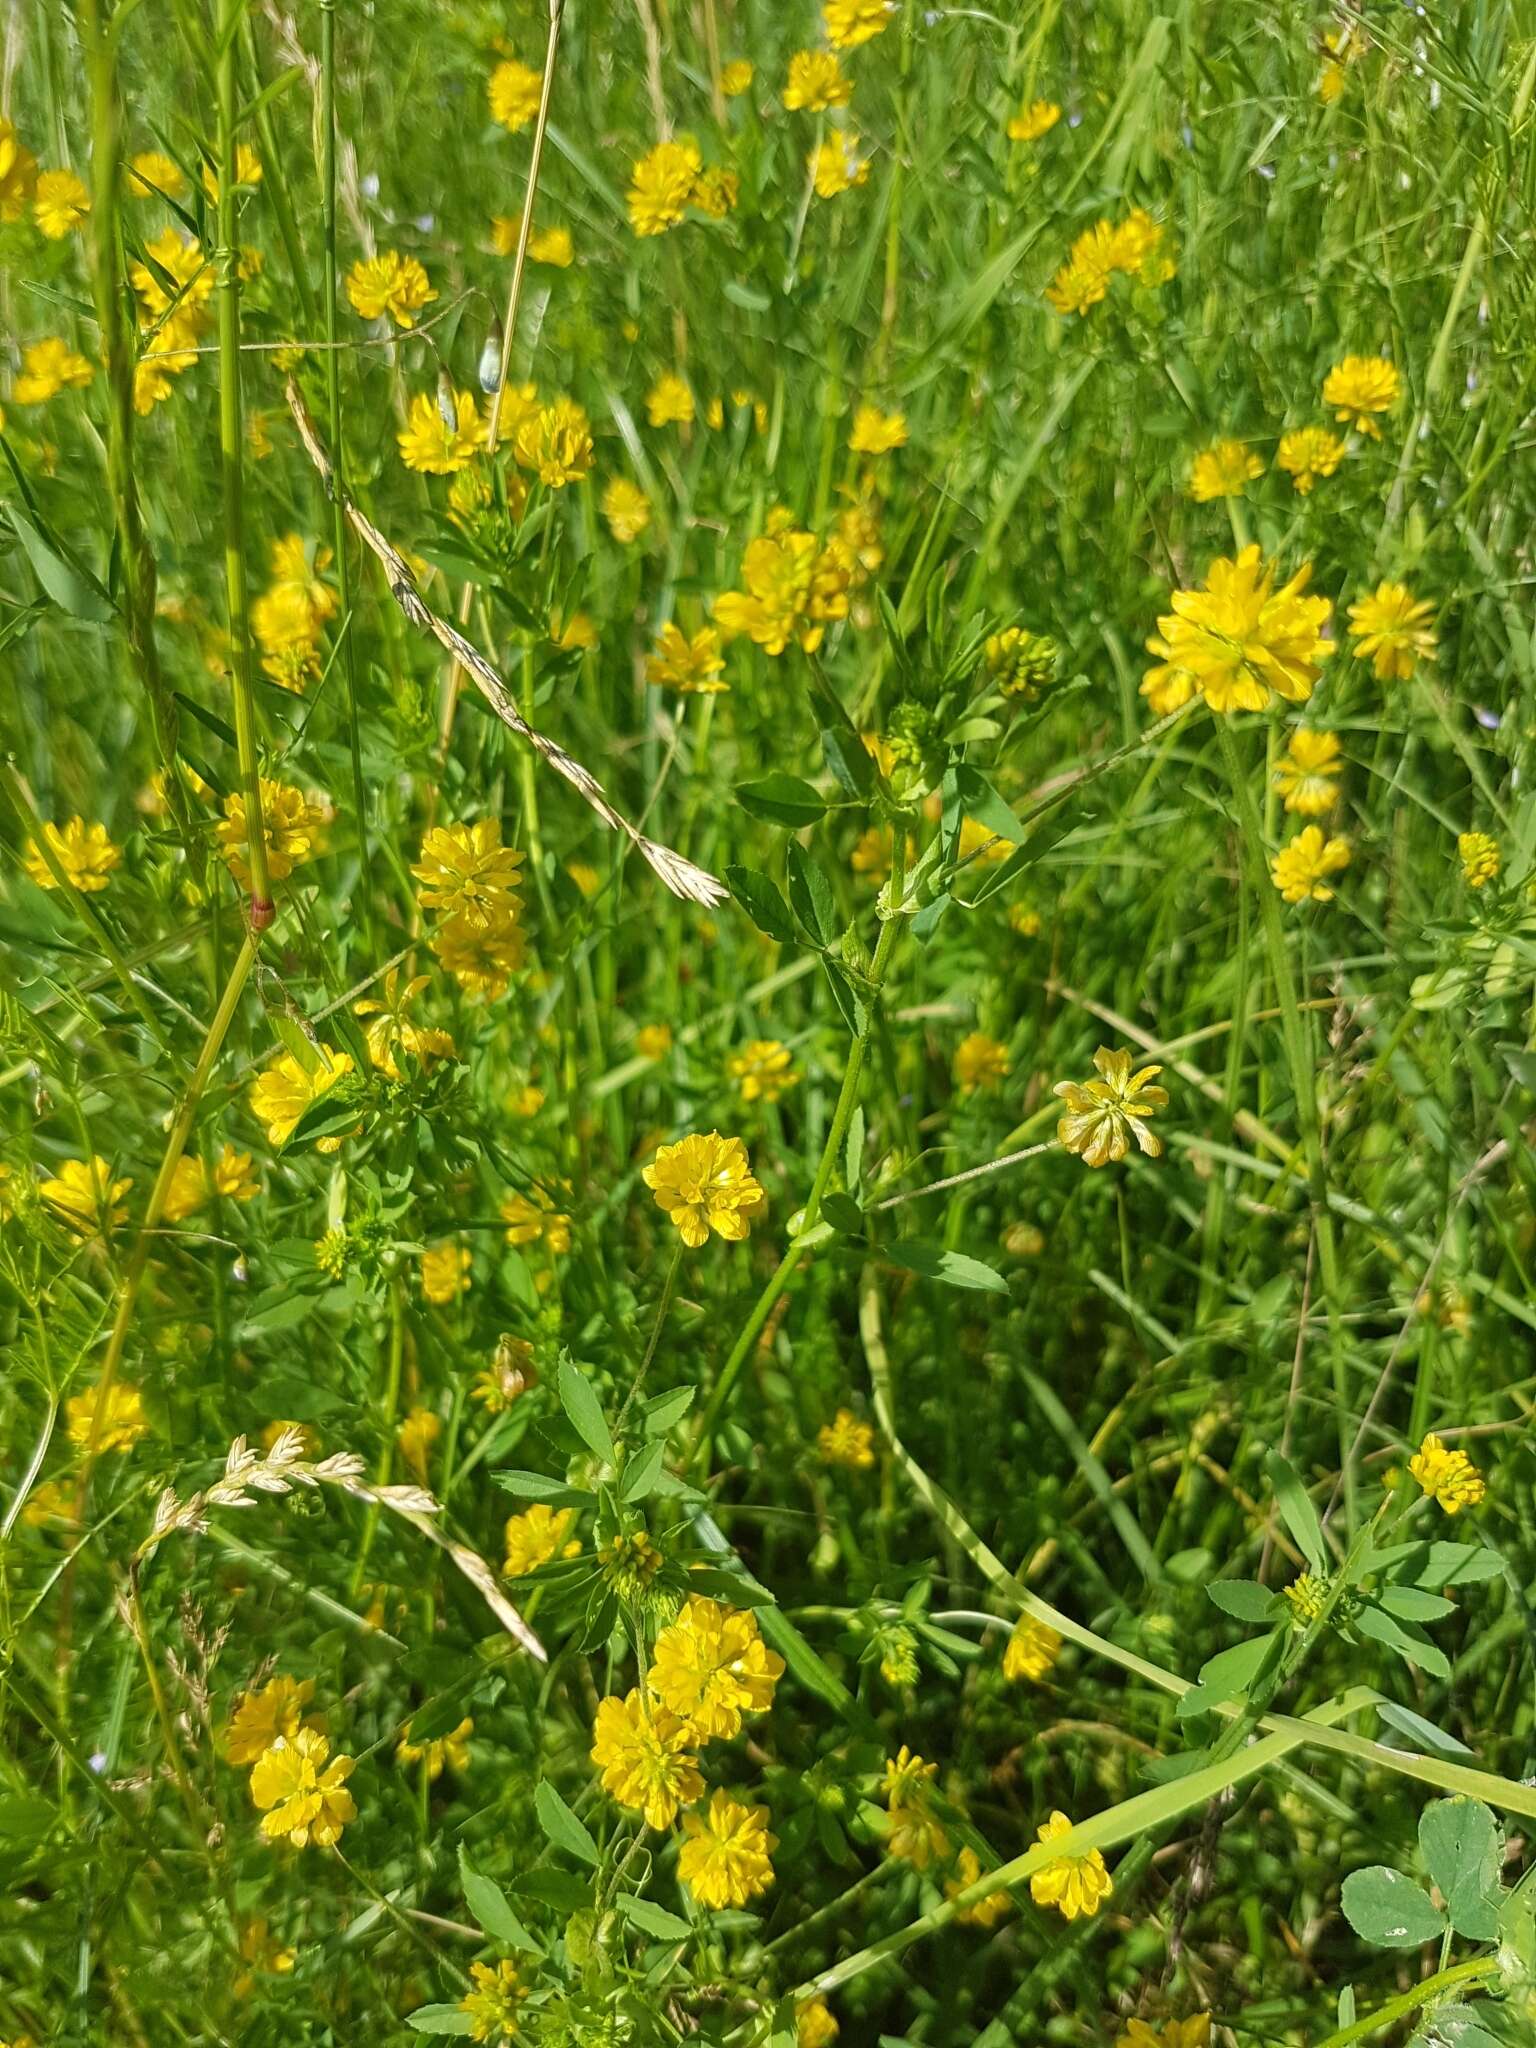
(647, 1595), (784, 1740)
(1189, 438), (1263, 503)
(64, 1380), (148, 1454)
(460, 1958), (527, 2044)
(23, 817), (121, 893)
(590, 1690), (705, 1830)
(1003, 1615), (1062, 1683)
(225, 1675), (319, 1765)
(250, 1728), (356, 1849)
(643, 1131), (765, 1248)
(40, 1156), (132, 1236)
(678, 1789), (777, 1908)
(1458, 831), (1499, 888)
(784, 50), (851, 111)
(34, 168), (89, 239)
(1054, 1047), (1168, 1167)
(1409, 1432), (1486, 1514)
(1028, 1809), (1112, 1920)
(1274, 730), (1342, 816)
(1346, 580), (1437, 681)
(818, 1408), (876, 1470)
(1270, 825), (1350, 904)
(1322, 354), (1400, 436)
(1142, 545), (1331, 716)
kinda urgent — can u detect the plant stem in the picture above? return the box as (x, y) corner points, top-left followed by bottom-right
(616, 1239), (683, 1436)
(214, 0), (273, 927)
(1312, 1958), (1498, 2048)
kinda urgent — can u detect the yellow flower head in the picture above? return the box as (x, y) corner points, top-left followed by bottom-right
(627, 137), (703, 236)
(818, 1408), (876, 1470)
(647, 1595), (785, 1739)
(1003, 1615), (1062, 1683)
(1346, 580), (1436, 681)
(646, 621), (727, 694)
(1117, 2019), (1212, 2048)
(729, 1038), (798, 1104)
(14, 337), (95, 404)
(1409, 1432), (1485, 1514)
(250, 1727), (356, 1849)
(514, 396), (593, 486)
(947, 1844), (1012, 1926)
(225, 1674), (318, 1765)
(432, 909), (526, 1001)
(1458, 831), (1500, 889)
(420, 1242), (472, 1306)
(217, 780), (328, 887)
(714, 526), (842, 656)
(355, 969), (457, 1080)
(1008, 99), (1062, 143)
(1282, 1572), (1327, 1630)
(1274, 729), (1342, 816)
(397, 1715), (473, 1780)
(810, 135), (870, 199)
(1189, 438), (1263, 503)
(1054, 1047), (1167, 1167)
(1270, 825), (1350, 904)
(1029, 1810), (1112, 1920)
(248, 1047), (354, 1149)
(954, 1031), (1009, 1094)
(602, 476), (651, 542)
(0, 119), (39, 220)
(489, 59), (543, 132)
(823, 0), (894, 49)
(1276, 426), (1346, 494)
(643, 1131), (765, 1248)
(1323, 355), (1400, 436)
(500, 1186), (572, 1255)
(721, 59), (754, 95)
(784, 50), (851, 111)
(345, 250), (437, 329)
(23, 817), (121, 893)
(504, 1503), (580, 1577)
(34, 168), (89, 239)
(413, 819), (523, 928)
(40, 1156), (133, 1236)
(127, 150), (187, 200)
(635, 1022), (673, 1060)
(646, 372), (695, 428)
(590, 1690), (705, 1830)
(64, 1380), (148, 1454)
(201, 144), (262, 201)
(797, 1997), (841, 2048)
(678, 1788), (777, 1908)
(398, 387), (486, 474)
(1143, 544), (1330, 715)
(460, 1958), (527, 2044)
(397, 1405), (440, 1481)
(848, 404), (906, 455)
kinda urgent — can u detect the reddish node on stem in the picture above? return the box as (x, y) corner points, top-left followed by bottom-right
(248, 896), (276, 932)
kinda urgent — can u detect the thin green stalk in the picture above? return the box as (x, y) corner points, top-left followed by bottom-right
(214, 0), (273, 925)
(1215, 717), (1354, 1529)
(1312, 1958), (1498, 2048)
(319, 0), (374, 957)
(615, 1238), (684, 1437)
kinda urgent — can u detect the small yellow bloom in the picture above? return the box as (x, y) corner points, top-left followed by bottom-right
(433, 910), (526, 1000)
(355, 969), (457, 1079)
(947, 1844), (1011, 1927)
(23, 817), (121, 893)
(1008, 99), (1062, 143)
(643, 1131), (765, 1248)
(550, 608), (597, 652)
(823, 0), (894, 50)
(1270, 825), (1350, 905)
(1054, 1047), (1168, 1167)
(721, 59), (754, 95)
(1323, 355), (1400, 436)
(646, 372), (695, 427)
(646, 621), (727, 694)
(397, 1406), (440, 1481)
(34, 168), (89, 239)
(818, 1408), (876, 1470)
(514, 395), (593, 487)
(201, 144), (262, 201)
(1142, 544), (1330, 715)
(460, 1957), (527, 2044)
(0, 119), (39, 219)
(784, 50), (851, 112)
(1028, 1809), (1112, 1920)
(1409, 1432), (1485, 1514)
(14, 337), (95, 404)
(397, 1714), (473, 1780)
(529, 223), (574, 265)
(1003, 1615), (1062, 1683)
(413, 820), (523, 927)
(225, 1674), (318, 1765)
(250, 1727), (356, 1850)
(729, 1038), (798, 1104)
(627, 136), (703, 236)
(1274, 729), (1342, 816)
(1347, 580), (1437, 681)
(648, 1595), (784, 1739)
(218, 779), (329, 887)
(1276, 425), (1346, 494)
(344, 250), (437, 329)
(848, 403), (906, 454)
(679, 1789), (777, 1908)
(398, 387), (486, 474)
(810, 135), (869, 199)
(797, 1997), (841, 2048)
(64, 1380), (147, 1454)
(1189, 438), (1262, 503)
(1282, 1573), (1327, 1630)
(500, 1186), (572, 1255)
(635, 1022), (672, 1060)
(602, 476), (651, 542)
(127, 150), (187, 200)
(489, 59), (543, 132)
(248, 1047), (354, 1149)
(1458, 831), (1500, 888)
(504, 1503), (580, 1578)
(40, 1156), (133, 1236)
(590, 1690), (704, 1830)
(420, 1242), (472, 1306)
(1116, 2018), (1212, 2048)
(954, 1031), (1009, 1094)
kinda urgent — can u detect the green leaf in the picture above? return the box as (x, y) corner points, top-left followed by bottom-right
(615, 1892), (692, 1941)
(642, 1386), (695, 1436)
(886, 1240), (1008, 1295)
(1376, 1701), (1474, 1757)
(952, 763), (1026, 846)
(1376, 1585), (1456, 1623)
(1369, 1539), (1504, 1589)
(1265, 1452), (1327, 1575)
(557, 1360), (615, 1465)
(7, 503), (114, 624)
(512, 1868), (591, 1911)
(459, 1848), (541, 1952)
(821, 1191), (864, 1235)
(1176, 1631), (1283, 1720)
(0, 1795), (56, 1840)
(406, 2006), (476, 2034)
(534, 1780), (599, 1866)
(726, 865), (797, 944)
(786, 843), (837, 946)
(491, 1470), (594, 1510)
(1206, 1580), (1281, 1623)
(735, 773), (827, 829)
(1340, 1865), (1445, 1949)
(620, 1439), (667, 1502)
(821, 724), (875, 798)
(1354, 1601), (1452, 1678)
(1419, 1798), (1502, 1942)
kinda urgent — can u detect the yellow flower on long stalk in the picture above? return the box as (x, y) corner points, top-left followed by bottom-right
(1276, 426), (1345, 493)
(1028, 1810), (1112, 1919)
(1189, 438), (1262, 502)
(647, 1595), (784, 1739)
(23, 818), (121, 893)
(643, 1132), (765, 1247)
(412, 820), (523, 928)
(13, 337), (95, 403)
(1323, 354), (1399, 435)
(1346, 581), (1437, 681)
(489, 59), (542, 131)
(627, 138), (702, 236)
(514, 396), (593, 486)
(823, 0), (894, 49)
(344, 250), (436, 328)
(1142, 544), (1330, 715)
(1270, 825), (1350, 904)
(249, 1728), (355, 1849)
(784, 50), (851, 111)
(1054, 1048), (1167, 1167)
(590, 1690), (704, 1829)
(647, 622), (727, 693)
(34, 167), (89, 238)
(39, 1156), (133, 1235)
(248, 1047), (354, 1149)
(398, 388), (485, 474)
(729, 1038), (798, 1104)
(1274, 730), (1342, 815)
(1008, 99), (1061, 143)
(225, 1675), (318, 1765)
(678, 1789), (777, 1908)
(64, 1380), (147, 1453)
